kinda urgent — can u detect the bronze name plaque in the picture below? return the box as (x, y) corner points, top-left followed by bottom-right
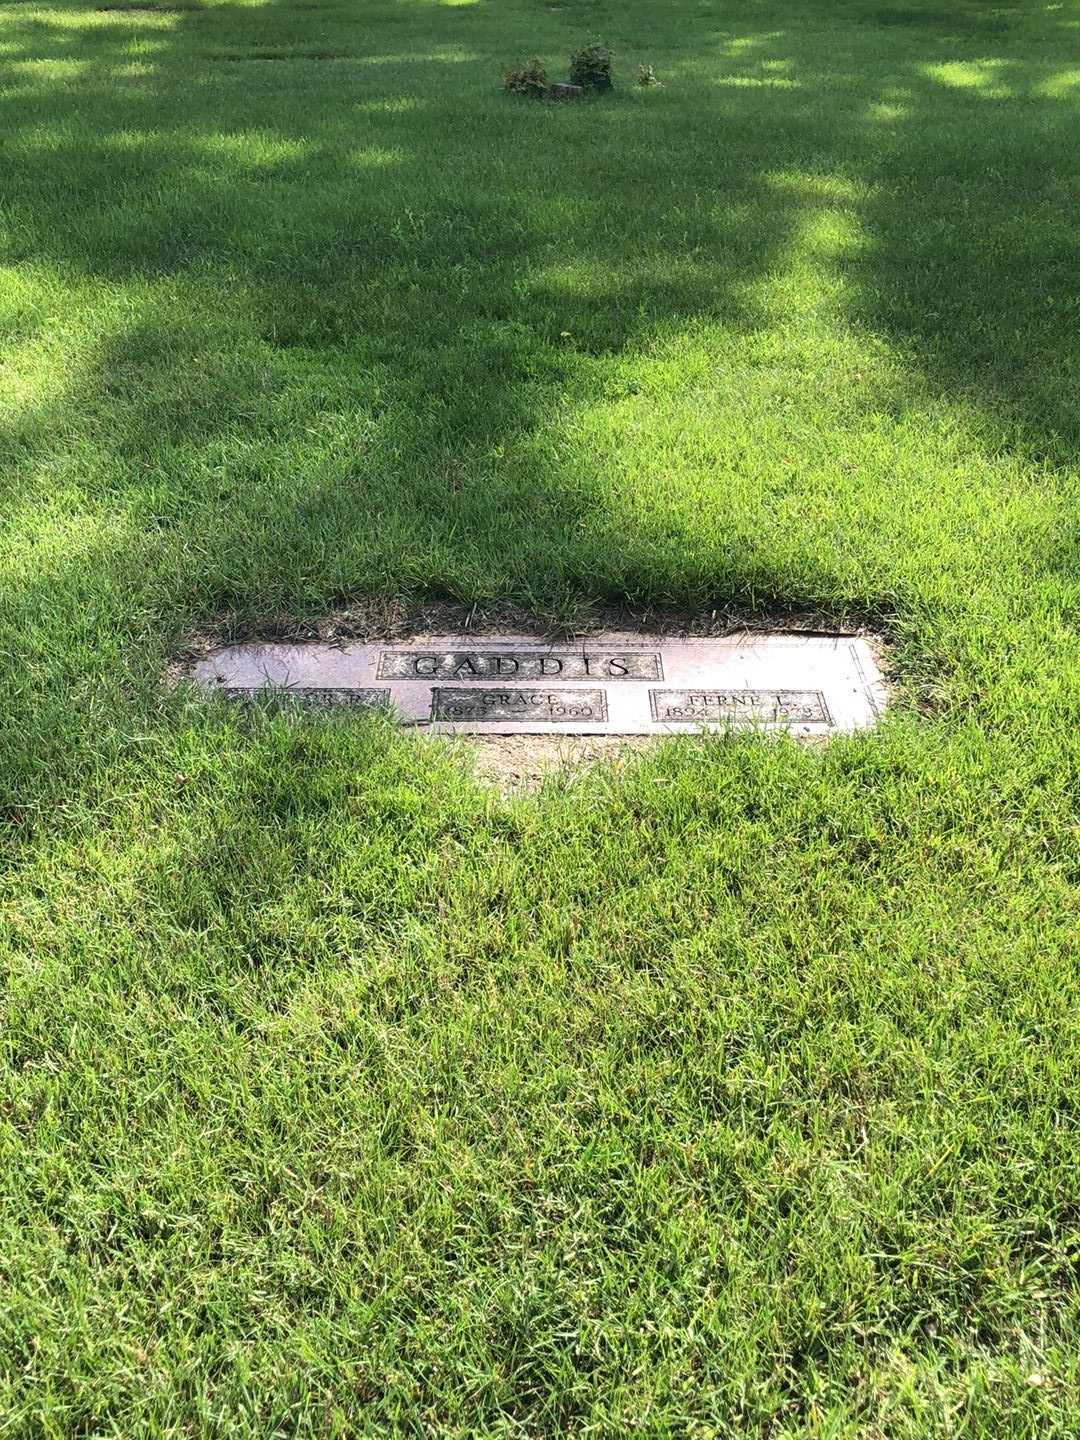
(432, 687), (609, 724)
(650, 689), (831, 725)
(219, 686), (391, 709)
(379, 650), (660, 681)
(189, 634), (886, 735)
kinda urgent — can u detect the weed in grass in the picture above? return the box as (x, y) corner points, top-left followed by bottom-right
(503, 56), (549, 98)
(569, 38), (614, 91)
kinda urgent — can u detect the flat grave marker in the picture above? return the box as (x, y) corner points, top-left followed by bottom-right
(188, 632), (887, 736)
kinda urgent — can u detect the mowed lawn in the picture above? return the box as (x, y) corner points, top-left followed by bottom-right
(3, 0), (1080, 1432)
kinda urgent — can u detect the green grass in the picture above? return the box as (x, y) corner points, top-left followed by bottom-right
(3, 0), (1080, 1432)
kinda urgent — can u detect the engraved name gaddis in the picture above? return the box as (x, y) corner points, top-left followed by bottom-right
(431, 688), (609, 724)
(378, 650), (661, 681)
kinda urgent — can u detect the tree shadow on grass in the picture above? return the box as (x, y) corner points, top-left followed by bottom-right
(1, 0), (1078, 677)
(0, 3), (813, 630)
(841, 59), (1080, 470)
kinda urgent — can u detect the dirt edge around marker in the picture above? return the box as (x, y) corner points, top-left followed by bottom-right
(175, 597), (888, 658)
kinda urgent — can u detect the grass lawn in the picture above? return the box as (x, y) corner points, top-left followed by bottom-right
(3, 0), (1080, 1432)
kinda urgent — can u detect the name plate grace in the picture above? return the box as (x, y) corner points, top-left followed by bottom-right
(432, 687), (608, 724)
(378, 650), (661, 681)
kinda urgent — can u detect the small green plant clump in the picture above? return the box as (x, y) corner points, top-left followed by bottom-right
(503, 56), (548, 97)
(637, 62), (660, 86)
(569, 39), (614, 91)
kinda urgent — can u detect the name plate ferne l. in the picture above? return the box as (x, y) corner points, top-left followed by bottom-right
(650, 689), (831, 725)
(432, 687), (609, 724)
(378, 650), (660, 681)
